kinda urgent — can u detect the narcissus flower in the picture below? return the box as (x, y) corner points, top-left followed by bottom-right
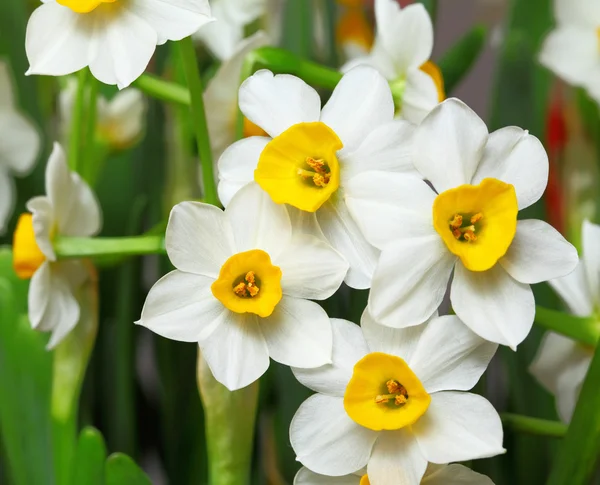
(26, 0), (213, 89)
(295, 463), (495, 485)
(539, 0), (600, 104)
(137, 183), (348, 391)
(336, 5), (374, 61)
(530, 221), (600, 422)
(290, 314), (502, 483)
(217, 66), (417, 289)
(12, 143), (102, 348)
(347, 98), (578, 349)
(342, 0), (443, 124)
(0, 61), (40, 233)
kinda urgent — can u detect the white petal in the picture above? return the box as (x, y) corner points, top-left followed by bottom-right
(276, 234), (348, 300)
(500, 220), (578, 284)
(28, 261), (51, 330)
(341, 44), (398, 80)
(583, 220), (600, 306)
(291, 394), (378, 476)
(339, 120), (418, 184)
(451, 263), (535, 349)
(0, 170), (15, 234)
(128, 0), (213, 45)
(194, 5), (242, 61)
(287, 206), (327, 239)
(316, 198), (380, 289)
(367, 429), (427, 485)
(423, 464), (495, 485)
(225, 182), (292, 258)
(554, 0), (600, 26)
(293, 318), (369, 397)
(294, 467), (360, 485)
(0, 111), (40, 176)
(217, 137), (269, 207)
(409, 315), (498, 393)
(103, 88), (146, 146)
(554, 352), (590, 422)
(549, 261), (593, 317)
(137, 270), (224, 343)
(260, 297), (332, 369)
(413, 98), (488, 193)
(473, 127), (548, 210)
(321, 66), (394, 152)
(26, 196), (57, 261)
(25, 3), (90, 77)
(165, 201), (234, 277)
(369, 237), (456, 328)
(400, 69), (439, 124)
(0, 61), (15, 109)
(376, 2), (433, 73)
(344, 173), (436, 250)
(238, 70), (321, 138)
(200, 312), (270, 391)
(413, 391), (505, 463)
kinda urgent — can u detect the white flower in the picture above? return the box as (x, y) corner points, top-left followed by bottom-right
(204, 31), (270, 160)
(530, 220), (600, 422)
(290, 314), (502, 484)
(26, 0), (213, 89)
(59, 77), (146, 150)
(295, 463), (495, 485)
(0, 61), (40, 233)
(12, 143), (102, 349)
(194, 0), (266, 61)
(137, 183), (348, 391)
(342, 0), (443, 124)
(336, 5), (375, 62)
(346, 98), (579, 349)
(217, 66), (417, 289)
(539, 0), (600, 104)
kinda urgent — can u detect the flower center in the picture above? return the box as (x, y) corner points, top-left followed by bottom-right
(243, 117), (268, 138)
(211, 249), (282, 318)
(344, 352), (431, 431)
(433, 178), (518, 272)
(360, 475), (371, 485)
(254, 121), (343, 212)
(12, 214), (47, 280)
(57, 0), (117, 14)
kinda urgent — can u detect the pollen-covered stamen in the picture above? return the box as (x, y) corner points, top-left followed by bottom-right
(449, 212), (484, 242)
(233, 271), (260, 298)
(375, 379), (409, 407)
(297, 157), (332, 188)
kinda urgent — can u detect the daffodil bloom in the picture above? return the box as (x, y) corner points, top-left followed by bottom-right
(539, 0), (600, 105)
(12, 143), (102, 349)
(137, 183), (348, 391)
(530, 221), (600, 422)
(204, 32), (269, 160)
(0, 61), (40, 233)
(26, 0), (213, 89)
(217, 66), (417, 289)
(336, 6), (374, 61)
(295, 463), (495, 485)
(60, 78), (146, 150)
(342, 0), (443, 124)
(194, 0), (266, 61)
(346, 98), (579, 349)
(290, 314), (502, 483)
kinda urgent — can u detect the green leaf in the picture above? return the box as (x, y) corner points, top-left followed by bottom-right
(70, 427), (106, 485)
(534, 306), (599, 347)
(501, 413), (567, 438)
(104, 453), (151, 485)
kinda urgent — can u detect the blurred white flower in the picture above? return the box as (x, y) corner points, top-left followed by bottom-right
(26, 0), (213, 89)
(530, 220), (600, 422)
(342, 0), (443, 124)
(336, 5), (374, 62)
(12, 143), (102, 349)
(137, 183), (348, 391)
(539, 0), (600, 104)
(217, 66), (417, 289)
(347, 98), (578, 349)
(59, 77), (146, 150)
(0, 61), (41, 234)
(290, 314), (502, 483)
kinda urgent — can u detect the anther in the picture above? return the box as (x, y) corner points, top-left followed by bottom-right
(233, 271), (261, 298)
(470, 213), (483, 224)
(386, 380), (401, 394)
(449, 214), (463, 229)
(375, 395), (389, 404)
(463, 230), (477, 242)
(233, 282), (248, 297)
(395, 395), (408, 406)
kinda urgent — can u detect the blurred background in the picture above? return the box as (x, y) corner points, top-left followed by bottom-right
(1, 0), (599, 484)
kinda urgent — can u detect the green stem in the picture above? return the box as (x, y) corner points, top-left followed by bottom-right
(134, 74), (191, 106)
(54, 235), (165, 259)
(501, 413), (567, 438)
(197, 354), (259, 485)
(68, 68), (89, 172)
(81, 75), (99, 185)
(547, 341), (600, 485)
(534, 306), (599, 347)
(177, 36), (218, 206)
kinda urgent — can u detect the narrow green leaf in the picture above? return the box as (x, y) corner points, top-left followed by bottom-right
(104, 453), (151, 485)
(501, 413), (567, 438)
(534, 306), (599, 347)
(70, 427), (107, 485)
